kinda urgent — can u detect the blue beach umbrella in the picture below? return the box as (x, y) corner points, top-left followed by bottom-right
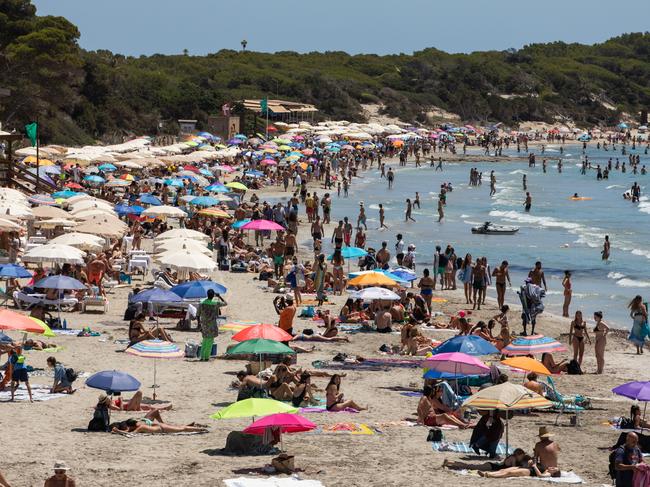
(131, 288), (182, 304)
(52, 190), (83, 199)
(84, 175), (105, 184)
(99, 163), (117, 172)
(389, 268), (418, 282)
(171, 280), (227, 299)
(423, 369), (481, 380)
(231, 219), (251, 229)
(328, 247), (367, 260)
(0, 264), (32, 279)
(189, 196), (220, 207)
(34, 275), (86, 291)
(115, 204), (144, 216)
(206, 184), (230, 193)
(86, 370), (141, 393)
(139, 194), (162, 206)
(433, 335), (499, 356)
(164, 178), (185, 188)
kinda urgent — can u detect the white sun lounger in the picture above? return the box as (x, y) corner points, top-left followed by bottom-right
(13, 291), (78, 311)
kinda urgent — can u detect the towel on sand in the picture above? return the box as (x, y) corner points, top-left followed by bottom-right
(309, 423), (381, 435)
(312, 358), (425, 371)
(118, 431), (209, 438)
(52, 329), (83, 335)
(432, 442), (514, 456)
(452, 469), (583, 484)
(299, 404), (358, 414)
(224, 476), (324, 487)
(0, 385), (68, 402)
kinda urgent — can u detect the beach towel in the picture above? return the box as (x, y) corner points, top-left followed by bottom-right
(118, 430), (209, 438)
(432, 441), (514, 456)
(310, 423), (381, 435)
(221, 321), (260, 332)
(224, 476), (325, 487)
(312, 357), (425, 371)
(0, 385), (68, 402)
(299, 404), (358, 414)
(451, 469), (583, 484)
(400, 391), (422, 397)
(52, 329), (83, 336)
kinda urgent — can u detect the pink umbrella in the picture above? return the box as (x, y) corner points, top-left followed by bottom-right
(425, 352), (490, 376)
(301, 149), (314, 156)
(241, 219), (285, 231)
(261, 158), (277, 166)
(214, 165), (234, 173)
(243, 413), (316, 450)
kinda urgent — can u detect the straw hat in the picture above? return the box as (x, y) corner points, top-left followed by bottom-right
(538, 426), (554, 438)
(53, 461), (69, 471)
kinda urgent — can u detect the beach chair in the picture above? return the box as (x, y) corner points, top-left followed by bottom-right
(81, 294), (109, 313)
(545, 376), (585, 426)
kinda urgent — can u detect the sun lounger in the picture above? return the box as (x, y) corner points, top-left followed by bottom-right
(544, 377), (585, 426)
(82, 295), (109, 313)
(13, 291), (78, 311)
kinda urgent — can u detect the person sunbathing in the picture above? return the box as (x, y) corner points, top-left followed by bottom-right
(109, 391), (172, 411)
(338, 298), (369, 323)
(403, 326), (434, 356)
(268, 366), (296, 401)
(541, 353), (568, 374)
(128, 316), (173, 345)
(277, 355), (345, 379)
(110, 415), (207, 435)
(417, 385), (470, 429)
(325, 374), (366, 411)
(443, 448), (527, 472)
(523, 372), (545, 396)
(292, 329), (349, 343)
(23, 339), (57, 351)
(236, 371), (272, 400)
(478, 459), (558, 478)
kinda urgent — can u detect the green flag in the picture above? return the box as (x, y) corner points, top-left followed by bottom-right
(25, 122), (38, 147)
(260, 98), (268, 114)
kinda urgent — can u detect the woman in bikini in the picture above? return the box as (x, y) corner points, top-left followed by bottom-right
(417, 385), (470, 429)
(494, 306), (511, 350)
(111, 416), (207, 434)
(568, 310), (591, 366)
(268, 364), (295, 402)
(326, 374), (366, 411)
(417, 268), (436, 312)
(492, 260), (511, 310)
(338, 298), (368, 323)
(593, 311), (610, 374)
(291, 372), (315, 407)
(330, 249), (345, 295)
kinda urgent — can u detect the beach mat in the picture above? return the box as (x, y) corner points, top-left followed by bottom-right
(312, 358), (425, 371)
(221, 321), (260, 333)
(310, 422), (382, 435)
(224, 476), (325, 487)
(451, 469), (583, 483)
(52, 329), (83, 336)
(300, 404), (358, 414)
(399, 391), (422, 397)
(119, 430), (209, 438)
(432, 441), (514, 456)
(0, 385), (68, 402)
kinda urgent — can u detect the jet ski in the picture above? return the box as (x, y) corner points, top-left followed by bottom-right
(471, 222), (519, 235)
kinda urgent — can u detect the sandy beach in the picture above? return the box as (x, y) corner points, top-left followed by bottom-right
(3, 158), (649, 487)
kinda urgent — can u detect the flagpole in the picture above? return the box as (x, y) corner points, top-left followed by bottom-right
(35, 118), (40, 193)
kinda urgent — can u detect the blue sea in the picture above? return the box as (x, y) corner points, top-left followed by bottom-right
(305, 143), (649, 329)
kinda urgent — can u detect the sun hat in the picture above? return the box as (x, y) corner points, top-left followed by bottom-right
(53, 461), (69, 471)
(538, 426), (554, 438)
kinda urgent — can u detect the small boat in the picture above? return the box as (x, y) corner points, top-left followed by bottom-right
(471, 222), (519, 235)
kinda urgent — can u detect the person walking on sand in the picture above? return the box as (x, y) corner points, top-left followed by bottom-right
(405, 198), (416, 222)
(562, 271), (572, 318)
(524, 192), (532, 212)
(593, 311), (609, 374)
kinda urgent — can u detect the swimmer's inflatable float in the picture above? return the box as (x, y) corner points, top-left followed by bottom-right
(569, 197), (592, 201)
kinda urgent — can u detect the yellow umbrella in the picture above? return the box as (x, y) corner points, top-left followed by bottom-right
(23, 156), (54, 166)
(501, 357), (551, 376)
(29, 317), (56, 338)
(198, 208), (231, 219)
(348, 272), (397, 288)
(462, 382), (552, 410)
(225, 182), (247, 191)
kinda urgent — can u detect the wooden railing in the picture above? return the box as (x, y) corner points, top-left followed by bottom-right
(0, 158), (57, 194)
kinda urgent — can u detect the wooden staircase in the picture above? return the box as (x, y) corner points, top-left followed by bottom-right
(0, 158), (58, 195)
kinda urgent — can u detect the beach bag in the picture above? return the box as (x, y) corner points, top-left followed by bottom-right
(567, 359), (582, 375)
(427, 428), (443, 442)
(299, 306), (315, 318)
(65, 368), (78, 383)
(620, 417), (636, 430)
(185, 342), (199, 359)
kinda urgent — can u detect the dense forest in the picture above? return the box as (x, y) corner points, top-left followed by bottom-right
(1, 0), (650, 144)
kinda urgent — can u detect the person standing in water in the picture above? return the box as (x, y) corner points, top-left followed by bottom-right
(489, 171), (496, 196)
(593, 311), (609, 374)
(405, 199), (416, 222)
(561, 271), (572, 318)
(602, 235), (610, 261)
(414, 192), (421, 209)
(522, 174), (527, 191)
(357, 203), (367, 230)
(523, 192), (532, 212)
(387, 167), (395, 189)
(378, 203), (388, 229)
(437, 197), (444, 222)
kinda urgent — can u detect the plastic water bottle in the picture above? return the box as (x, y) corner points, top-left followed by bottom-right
(63, 319), (67, 330)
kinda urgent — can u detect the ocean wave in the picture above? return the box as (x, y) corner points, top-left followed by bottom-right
(631, 248), (650, 259)
(488, 210), (582, 230)
(606, 184), (626, 189)
(617, 278), (650, 288)
(607, 272), (625, 280)
(509, 170), (527, 175)
(460, 214), (471, 218)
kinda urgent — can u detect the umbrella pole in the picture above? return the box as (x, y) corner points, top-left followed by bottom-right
(506, 414), (509, 455)
(153, 358), (157, 400)
(643, 403), (647, 434)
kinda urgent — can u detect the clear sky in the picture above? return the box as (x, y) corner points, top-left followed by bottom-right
(33, 0), (650, 56)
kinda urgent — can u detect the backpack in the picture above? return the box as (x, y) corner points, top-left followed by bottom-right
(65, 367), (78, 383)
(567, 359), (582, 375)
(427, 428), (443, 442)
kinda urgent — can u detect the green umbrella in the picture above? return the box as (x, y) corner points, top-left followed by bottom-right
(210, 398), (298, 419)
(226, 338), (295, 356)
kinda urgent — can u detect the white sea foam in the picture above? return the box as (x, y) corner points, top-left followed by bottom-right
(617, 278), (650, 288)
(606, 184), (626, 190)
(488, 210), (582, 230)
(607, 272), (626, 280)
(509, 169), (527, 175)
(460, 214), (471, 218)
(631, 248), (650, 259)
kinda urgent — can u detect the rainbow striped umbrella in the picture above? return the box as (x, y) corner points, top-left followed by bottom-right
(125, 339), (183, 399)
(28, 193), (56, 206)
(502, 334), (567, 356)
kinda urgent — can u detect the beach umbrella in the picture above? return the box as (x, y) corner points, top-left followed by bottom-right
(164, 178), (185, 188)
(205, 184), (230, 193)
(154, 239), (211, 255)
(333, 247), (367, 259)
(225, 182), (247, 191)
(0, 264), (32, 279)
(28, 194), (56, 206)
(425, 352), (490, 376)
(114, 204), (144, 216)
(131, 288), (182, 304)
(232, 324), (293, 343)
(23, 244), (86, 265)
(98, 163), (117, 172)
(49, 232), (106, 252)
(32, 206), (70, 220)
(388, 267), (418, 282)
(348, 272), (397, 288)
(34, 275), (85, 291)
(613, 381), (650, 402)
(501, 357), (551, 376)
(197, 208), (231, 219)
(84, 175), (105, 184)
(189, 196), (221, 207)
(226, 338), (295, 356)
(211, 398), (297, 420)
(231, 219), (251, 229)
(502, 334), (567, 356)
(0, 309), (51, 335)
(241, 219), (284, 231)
(261, 158), (277, 166)
(0, 218), (21, 232)
(52, 190), (82, 199)
(34, 218), (77, 229)
(139, 194), (162, 206)
(155, 228), (210, 242)
(105, 179), (131, 188)
(141, 205), (187, 219)
(170, 280), (227, 299)
(125, 339), (183, 400)
(433, 335), (499, 356)
(86, 370), (141, 393)
(349, 286), (400, 301)
(73, 221), (125, 238)
(156, 249), (216, 273)
(243, 413), (316, 451)
(462, 382), (552, 452)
